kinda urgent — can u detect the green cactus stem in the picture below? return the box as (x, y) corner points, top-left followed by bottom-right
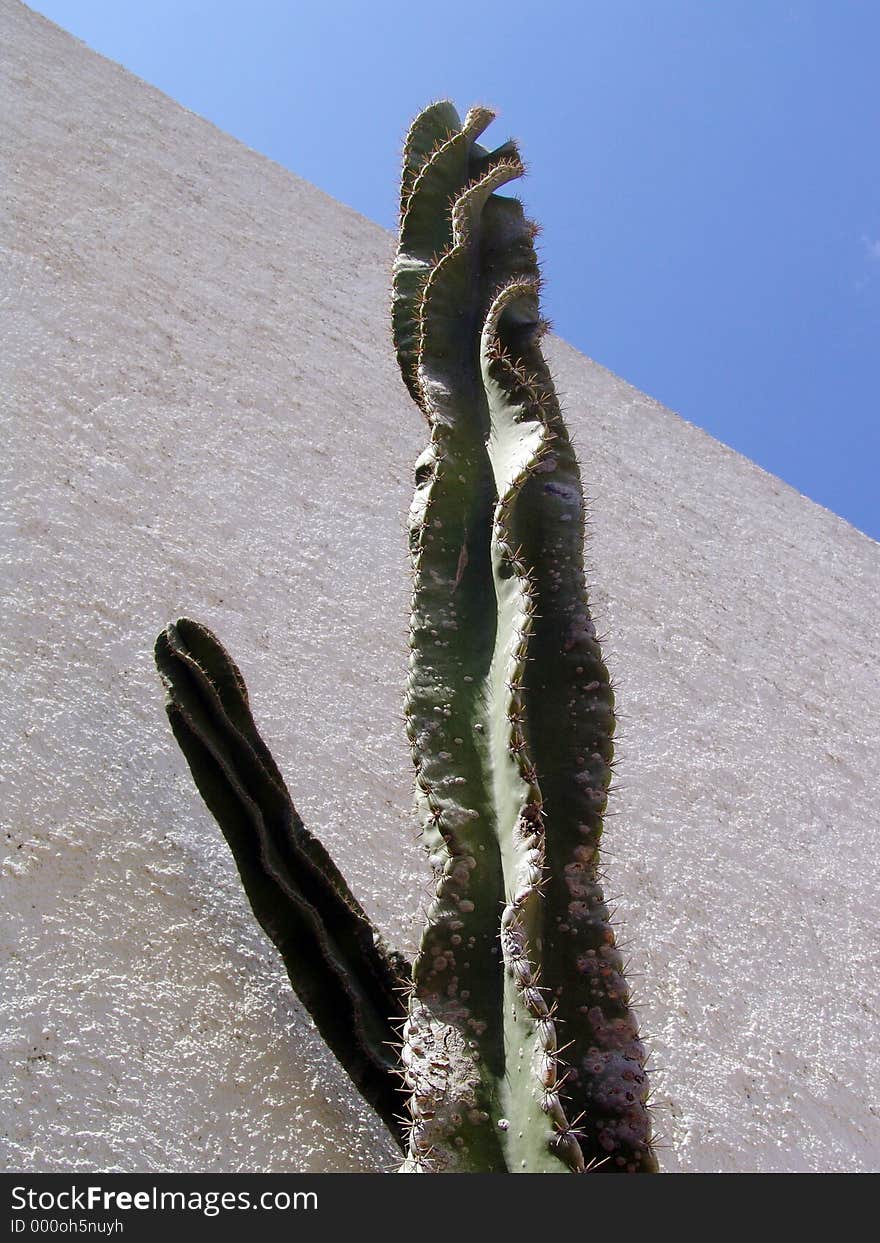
(155, 618), (408, 1147)
(393, 102), (656, 1173)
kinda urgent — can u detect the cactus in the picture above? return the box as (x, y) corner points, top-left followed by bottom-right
(155, 101), (656, 1173)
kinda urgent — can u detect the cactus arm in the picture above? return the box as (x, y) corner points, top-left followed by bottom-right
(398, 143), (523, 1175)
(480, 281), (585, 1173)
(480, 276), (657, 1172)
(154, 619), (408, 1147)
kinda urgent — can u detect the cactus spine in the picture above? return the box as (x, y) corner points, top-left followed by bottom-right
(155, 101), (656, 1175)
(394, 102), (655, 1172)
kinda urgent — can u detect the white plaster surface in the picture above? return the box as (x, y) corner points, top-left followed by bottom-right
(2, 0), (878, 1173)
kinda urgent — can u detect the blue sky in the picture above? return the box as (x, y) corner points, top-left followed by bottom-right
(30, 0), (880, 541)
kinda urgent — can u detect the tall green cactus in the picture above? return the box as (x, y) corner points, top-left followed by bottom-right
(392, 102), (655, 1173)
(155, 101), (656, 1174)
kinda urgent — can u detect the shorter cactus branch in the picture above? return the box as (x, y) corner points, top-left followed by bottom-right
(155, 618), (409, 1148)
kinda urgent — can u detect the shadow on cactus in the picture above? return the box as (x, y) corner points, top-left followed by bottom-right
(156, 101), (657, 1174)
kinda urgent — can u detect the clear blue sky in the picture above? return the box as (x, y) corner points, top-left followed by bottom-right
(30, 0), (880, 541)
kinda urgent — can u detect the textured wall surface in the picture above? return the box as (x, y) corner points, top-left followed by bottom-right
(2, 0), (879, 1173)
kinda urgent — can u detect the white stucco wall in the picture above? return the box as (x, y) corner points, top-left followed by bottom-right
(2, 0), (878, 1173)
